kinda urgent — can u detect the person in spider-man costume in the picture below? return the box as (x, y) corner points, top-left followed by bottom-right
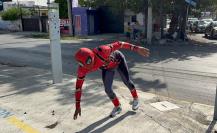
(73, 41), (150, 119)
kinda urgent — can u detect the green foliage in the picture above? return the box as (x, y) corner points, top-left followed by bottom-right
(189, 0), (217, 17)
(1, 7), (30, 21)
(55, 0), (68, 18)
(22, 8), (31, 16)
(28, 8), (38, 16)
(197, 0), (217, 10)
(79, 0), (104, 8)
(125, 0), (146, 13)
(1, 7), (20, 21)
(79, 0), (127, 16)
(78, 0), (217, 17)
(79, 0), (217, 13)
(78, 0), (172, 14)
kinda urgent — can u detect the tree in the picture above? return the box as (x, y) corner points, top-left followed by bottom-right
(1, 7), (30, 21)
(79, 0), (145, 13)
(191, 0), (217, 17)
(78, 0), (217, 39)
(54, 0), (68, 18)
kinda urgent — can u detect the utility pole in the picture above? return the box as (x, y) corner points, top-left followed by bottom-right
(67, 0), (73, 35)
(48, 1), (63, 84)
(214, 85), (217, 120)
(144, 0), (148, 39)
(147, 0), (152, 44)
(160, 0), (164, 39)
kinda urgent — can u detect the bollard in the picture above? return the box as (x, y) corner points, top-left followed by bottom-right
(214, 85), (217, 120)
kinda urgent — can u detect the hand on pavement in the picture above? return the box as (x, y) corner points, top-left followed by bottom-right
(73, 108), (81, 120)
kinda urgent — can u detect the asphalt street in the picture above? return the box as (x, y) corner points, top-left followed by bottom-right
(0, 32), (217, 105)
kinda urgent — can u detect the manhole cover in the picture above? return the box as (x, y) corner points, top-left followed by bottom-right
(150, 101), (179, 111)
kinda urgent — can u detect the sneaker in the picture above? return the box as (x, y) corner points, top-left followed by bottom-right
(110, 105), (122, 117)
(132, 99), (139, 110)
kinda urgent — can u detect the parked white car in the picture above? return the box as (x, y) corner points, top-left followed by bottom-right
(192, 20), (209, 33)
(205, 21), (217, 39)
(188, 18), (199, 32)
(202, 18), (213, 23)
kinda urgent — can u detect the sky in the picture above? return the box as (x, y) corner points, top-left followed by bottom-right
(11, 0), (79, 7)
(12, 0), (55, 6)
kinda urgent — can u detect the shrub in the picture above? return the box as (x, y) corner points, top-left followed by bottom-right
(1, 7), (21, 21)
(1, 7), (30, 21)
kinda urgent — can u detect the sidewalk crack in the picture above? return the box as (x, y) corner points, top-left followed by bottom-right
(144, 113), (172, 133)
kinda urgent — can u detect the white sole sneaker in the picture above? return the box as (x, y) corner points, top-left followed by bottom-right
(110, 106), (122, 117)
(132, 99), (139, 111)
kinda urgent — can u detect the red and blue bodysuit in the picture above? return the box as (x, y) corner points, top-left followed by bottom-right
(74, 41), (139, 109)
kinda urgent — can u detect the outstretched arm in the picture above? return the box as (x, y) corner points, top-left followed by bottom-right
(108, 41), (150, 57)
(73, 66), (87, 120)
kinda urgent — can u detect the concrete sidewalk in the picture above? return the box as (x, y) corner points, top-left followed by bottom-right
(0, 64), (216, 133)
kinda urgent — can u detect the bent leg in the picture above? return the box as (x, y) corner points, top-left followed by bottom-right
(102, 69), (120, 107)
(116, 52), (138, 99)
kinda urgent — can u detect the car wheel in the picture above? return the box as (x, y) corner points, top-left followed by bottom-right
(205, 33), (208, 37)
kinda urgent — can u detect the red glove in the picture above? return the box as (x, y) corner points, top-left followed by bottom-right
(73, 108), (81, 120)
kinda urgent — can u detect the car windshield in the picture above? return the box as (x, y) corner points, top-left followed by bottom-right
(203, 19), (212, 23)
(213, 22), (217, 27)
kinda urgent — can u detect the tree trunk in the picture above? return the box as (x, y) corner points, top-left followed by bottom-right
(168, 1), (188, 40)
(160, 0), (164, 38)
(144, 0), (149, 38)
(168, 11), (178, 35)
(179, 4), (189, 40)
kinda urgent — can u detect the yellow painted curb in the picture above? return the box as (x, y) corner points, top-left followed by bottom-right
(7, 116), (41, 133)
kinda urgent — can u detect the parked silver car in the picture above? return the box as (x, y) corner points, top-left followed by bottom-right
(193, 20), (209, 33)
(205, 21), (217, 38)
(202, 18), (213, 23)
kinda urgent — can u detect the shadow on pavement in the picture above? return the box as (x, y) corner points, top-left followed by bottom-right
(76, 111), (136, 133)
(202, 35), (217, 41)
(1, 33), (217, 106)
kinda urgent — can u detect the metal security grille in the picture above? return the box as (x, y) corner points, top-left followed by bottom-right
(20, 6), (48, 32)
(22, 18), (40, 31)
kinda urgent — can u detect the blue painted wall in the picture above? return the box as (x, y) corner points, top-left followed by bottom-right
(72, 7), (99, 36)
